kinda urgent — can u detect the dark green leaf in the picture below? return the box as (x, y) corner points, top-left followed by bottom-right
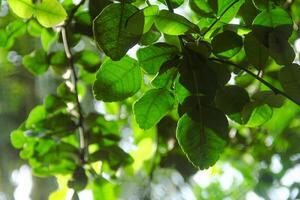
(244, 32), (269, 69)
(215, 85), (250, 114)
(68, 167), (88, 191)
(279, 64), (300, 105)
(212, 31), (243, 59)
(252, 91), (285, 108)
(93, 3), (141, 60)
(176, 114), (227, 169)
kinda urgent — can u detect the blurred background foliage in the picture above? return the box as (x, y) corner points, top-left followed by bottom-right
(1, 0), (300, 199)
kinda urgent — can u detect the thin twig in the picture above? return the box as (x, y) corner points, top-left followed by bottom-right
(164, 0), (174, 13)
(202, 0), (240, 37)
(210, 58), (300, 106)
(65, 0), (86, 26)
(61, 0), (88, 163)
(61, 27), (87, 163)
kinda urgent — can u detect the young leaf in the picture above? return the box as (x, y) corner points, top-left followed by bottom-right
(133, 88), (175, 129)
(137, 43), (178, 75)
(34, 0), (67, 27)
(279, 64), (300, 105)
(211, 30), (242, 59)
(8, 0), (67, 27)
(93, 3), (141, 60)
(176, 114), (227, 169)
(155, 10), (200, 35)
(7, 0), (35, 19)
(93, 56), (141, 102)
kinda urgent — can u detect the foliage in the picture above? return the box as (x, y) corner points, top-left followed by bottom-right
(2, 0), (300, 199)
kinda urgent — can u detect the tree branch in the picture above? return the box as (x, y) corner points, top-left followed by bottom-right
(164, 0), (174, 13)
(62, 0), (88, 163)
(210, 58), (300, 106)
(202, 0), (239, 37)
(65, 0), (86, 26)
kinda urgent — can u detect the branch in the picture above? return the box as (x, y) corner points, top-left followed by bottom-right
(65, 0), (86, 26)
(210, 58), (300, 106)
(61, 27), (87, 163)
(202, 0), (240, 37)
(62, 0), (88, 163)
(164, 0), (174, 13)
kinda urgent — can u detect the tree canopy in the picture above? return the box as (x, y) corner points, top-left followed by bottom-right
(1, 0), (300, 199)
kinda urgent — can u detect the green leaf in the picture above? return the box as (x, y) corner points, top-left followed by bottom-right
(151, 59), (179, 88)
(176, 114), (227, 169)
(93, 56), (141, 102)
(186, 41), (212, 59)
(212, 30), (243, 59)
(8, 0), (34, 19)
(68, 167), (88, 191)
(27, 19), (43, 37)
(137, 43), (178, 75)
(11, 130), (26, 149)
(88, 0), (111, 19)
(215, 85), (250, 114)
(139, 28), (161, 46)
(93, 3), (141, 60)
(179, 96), (229, 138)
(133, 88), (175, 129)
(158, 0), (184, 8)
(179, 50), (218, 95)
(25, 105), (46, 129)
(155, 10), (200, 35)
(23, 50), (49, 75)
(252, 0), (271, 10)
(279, 64), (300, 105)
(127, 5), (159, 34)
(8, 0), (67, 27)
(75, 50), (101, 73)
(252, 8), (293, 28)
(34, 0), (67, 27)
(244, 32), (269, 69)
(242, 102), (273, 127)
(189, 0), (214, 17)
(41, 28), (57, 51)
(217, 0), (245, 23)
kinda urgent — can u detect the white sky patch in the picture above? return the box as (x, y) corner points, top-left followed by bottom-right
(11, 165), (32, 200)
(294, 38), (300, 53)
(281, 164), (300, 187)
(193, 168), (213, 188)
(268, 187), (289, 200)
(193, 163), (243, 190)
(246, 191), (264, 200)
(230, 18), (241, 25)
(79, 190), (93, 200)
(270, 154), (283, 174)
